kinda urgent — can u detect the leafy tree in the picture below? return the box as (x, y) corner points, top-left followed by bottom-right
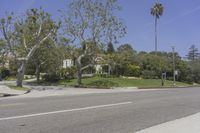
(151, 2), (164, 52)
(139, 54), (166, 78)
(27, 39), (64, 84)
(124, 64), (140, 77)
(61, 0), (126, 86)
(185, 45), (200, 83)
(107, 42), (115, 54)
(117, 44), (136, 55)
(102, 53), (118, 75)
(186, 44), (200, 61)
(0, 39), (8, 68)
(175, 60), (191, 82)
(190, 61), (200, 83)
(0, 8), (59, 86)
(114, 44), (137, 76)
(116, 44), (136, 65)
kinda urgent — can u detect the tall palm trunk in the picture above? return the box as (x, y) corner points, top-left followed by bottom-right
(155, 17), (158, 52)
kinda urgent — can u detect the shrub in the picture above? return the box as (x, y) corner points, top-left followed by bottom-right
(86, 79), (119, 88)
(94, 73), (117, 78)
(124, 64), (141, 77)
(141, 70), (158, 79)
(100, 73), (109, 78)
(82, 66), (95, 74)
(59, 67), (77, 80)
(0, 68), (10, 79)
(6, 76), (16, 81)
(42, 73), (60, 82)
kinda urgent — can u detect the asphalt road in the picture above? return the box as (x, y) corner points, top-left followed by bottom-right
(0, 87), (200, 133)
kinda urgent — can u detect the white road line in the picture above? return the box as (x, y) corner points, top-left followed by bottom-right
(0, 103), (25, 107)
(0, 101), (132, 121)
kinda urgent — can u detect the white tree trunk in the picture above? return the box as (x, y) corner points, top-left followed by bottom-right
(76, 56), (82, 86)
(76, 53), (87, 86)
(35, 64), (40, 84)
(16, 61), (26, 87)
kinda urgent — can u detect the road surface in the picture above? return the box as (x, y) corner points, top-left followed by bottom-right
(0, 87), (200, 133)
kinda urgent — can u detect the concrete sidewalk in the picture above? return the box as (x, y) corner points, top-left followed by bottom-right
(0, 85), (27, 97)
(0, 81), (162, 99)
(0, 85), (160, 99)
(136, 112), (200, 133)
(12, 87), (142, 98)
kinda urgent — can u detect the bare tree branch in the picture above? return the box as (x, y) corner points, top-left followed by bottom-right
(37, 18), (43, 37)
(23, 35), (28, 51)
(1, 23), (17, 58)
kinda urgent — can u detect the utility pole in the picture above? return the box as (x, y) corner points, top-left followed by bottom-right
(172, 46), (176, 87)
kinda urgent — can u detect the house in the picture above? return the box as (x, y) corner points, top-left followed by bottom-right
(94, 56), (110, 74)
(63, 59), (74, 68)
(62, 56), (109, 74)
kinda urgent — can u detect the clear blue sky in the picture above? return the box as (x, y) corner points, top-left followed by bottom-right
(1, 0), (200, 57)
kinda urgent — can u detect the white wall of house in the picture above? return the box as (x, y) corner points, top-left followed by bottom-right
(63, 59), (74, 68)
(95, 64), (102, 74)
(62, 58), (108, 75)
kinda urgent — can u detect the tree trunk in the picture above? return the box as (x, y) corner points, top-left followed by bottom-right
(76, 52), (87, 87)
(35, 64), (40, 84)
(108, 65), (111, 75)
(16, 61), (26, 87)
(155, 17), (158, 52)
(76, 56), (82, 86)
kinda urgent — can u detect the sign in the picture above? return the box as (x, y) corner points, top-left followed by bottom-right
(174, 70), (178, 75)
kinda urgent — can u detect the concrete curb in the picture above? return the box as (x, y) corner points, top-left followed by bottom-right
(0, 85), (31, 98)
(138, 86), (200, 89)
(112, 87), (138, 89)
(0, 90), (31, 97)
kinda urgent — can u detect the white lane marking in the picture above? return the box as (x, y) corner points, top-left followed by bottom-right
(0, 101), (132, 121)
(0, 103), (25, 107)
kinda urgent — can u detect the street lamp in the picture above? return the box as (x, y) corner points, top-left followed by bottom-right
(172, 46), (176, 87)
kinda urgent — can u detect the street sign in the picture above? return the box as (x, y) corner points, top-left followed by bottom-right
(174, 70), (178, 75)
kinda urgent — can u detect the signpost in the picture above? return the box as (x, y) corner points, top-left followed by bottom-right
(161, 72), (166, 86)
(172, 46), (176, 87)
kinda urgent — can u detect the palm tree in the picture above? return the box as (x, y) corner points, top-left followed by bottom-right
(151, 1), (164, 52)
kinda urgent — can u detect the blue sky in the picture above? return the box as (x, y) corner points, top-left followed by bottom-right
(1, 0), (200, 57)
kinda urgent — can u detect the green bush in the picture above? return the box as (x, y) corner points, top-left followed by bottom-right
(124, 64), (141, 77)
(82, 66), (95, 74)
(100, 73), (109, 78)
(94, 73), (117, 78)
(6, 76), (16, 81)
(86, 79), (119, 88)
(59, 67), (77, 80)
(42, 73), (60, 82)
(141, 70), (158, 79)
(0, 68), (10, 79)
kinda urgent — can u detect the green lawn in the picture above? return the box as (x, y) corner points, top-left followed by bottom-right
(7, 85), (30, 91)
(5, 76), (16, 81)
(59, 76), (192, 88)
